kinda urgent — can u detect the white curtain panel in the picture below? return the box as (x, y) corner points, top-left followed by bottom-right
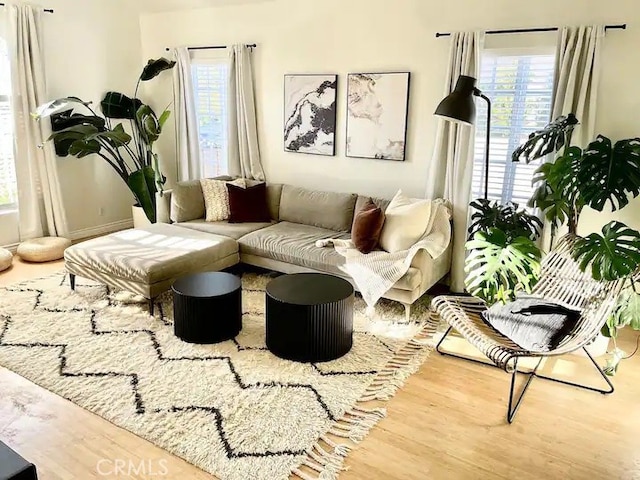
(3, 4), (68, 239)
(552, 25), (605, 148)
(427, 31), (482, 293)
(172, 47), (202, 181)
(540, 25), (605, 249)
(228, 44), (265, 181)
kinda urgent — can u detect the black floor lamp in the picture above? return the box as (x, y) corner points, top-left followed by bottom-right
(434, 75), (491, 200)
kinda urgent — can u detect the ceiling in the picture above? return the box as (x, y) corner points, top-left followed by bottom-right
(134, 0), (273, 13)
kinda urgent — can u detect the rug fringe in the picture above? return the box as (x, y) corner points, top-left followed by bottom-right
(292, 319), (435, 479)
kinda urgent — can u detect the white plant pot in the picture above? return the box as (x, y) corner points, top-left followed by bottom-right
(132, 205), (152, 229)
(571, 333), (610, 358)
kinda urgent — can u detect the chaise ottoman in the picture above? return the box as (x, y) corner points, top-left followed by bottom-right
(64, 223), (239, 314)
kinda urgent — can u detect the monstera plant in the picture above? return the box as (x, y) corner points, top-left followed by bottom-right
(513, 115), (640, 374)
(33, 58), (176, 223)
(465, 199), (543, 305)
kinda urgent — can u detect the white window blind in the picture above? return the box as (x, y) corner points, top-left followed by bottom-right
(192, 59), (229, 178)
(0, 38), (17, 210)
(472, 52), (556, 206)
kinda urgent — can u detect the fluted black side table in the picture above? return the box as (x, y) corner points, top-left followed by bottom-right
(172, 272), (242, 344)
(0, 441), (37, 480)
(266, 273), (354, 362)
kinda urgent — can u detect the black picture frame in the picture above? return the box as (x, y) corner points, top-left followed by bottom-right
(283, 73), (338, 157)
(345, 72), (411, 162)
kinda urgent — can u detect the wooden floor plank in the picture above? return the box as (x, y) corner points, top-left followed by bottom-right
(1, 258), (639, 479)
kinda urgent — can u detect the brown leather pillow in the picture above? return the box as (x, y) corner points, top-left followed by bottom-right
(227, 182), (271, 223)
(352, 198), (385, 254)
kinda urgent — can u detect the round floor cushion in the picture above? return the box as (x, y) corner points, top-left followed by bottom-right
(0, 248), (12, 272)
(17, 237), (72, 263)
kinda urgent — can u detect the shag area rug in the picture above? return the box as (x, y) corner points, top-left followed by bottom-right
(0, 271), (437, 480)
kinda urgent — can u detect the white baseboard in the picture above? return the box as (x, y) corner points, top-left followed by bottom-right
(1, 219), (132, 253)
(69, 219), (133, 242)
(4, 243), (19, 254)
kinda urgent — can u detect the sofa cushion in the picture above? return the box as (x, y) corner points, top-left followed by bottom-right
(279, 185), (357, 232)
(201, 178), (247, 222)
(266, 183), (283, 221)
(238, 221), (351, 275)
(177, 219), (274, 240)
(379, 190), (432, 253)
(170, 180), (205, 223)
(352, 199), (385, 254)
(239, 221), (422, 291)
(64, 223), (238, 284)
(227, 182), (271, 223)
(354, 195), (391, 219)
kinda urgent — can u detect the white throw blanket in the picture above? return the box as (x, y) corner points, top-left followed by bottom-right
(317, 200), (452, 311)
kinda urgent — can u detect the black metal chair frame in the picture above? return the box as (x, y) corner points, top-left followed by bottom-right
(435, 326), (614, 423)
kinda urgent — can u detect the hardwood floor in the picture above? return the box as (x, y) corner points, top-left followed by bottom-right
(1, 257), (639, 479)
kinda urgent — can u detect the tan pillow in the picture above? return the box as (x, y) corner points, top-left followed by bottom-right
(200, 178), (246, 222)
(379, 190), (432, 253)
(170, 180), (205, 223)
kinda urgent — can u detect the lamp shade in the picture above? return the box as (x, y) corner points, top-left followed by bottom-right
(434, 75), (478, 125)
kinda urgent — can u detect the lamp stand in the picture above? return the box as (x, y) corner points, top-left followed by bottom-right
(477, 91), (491, 200)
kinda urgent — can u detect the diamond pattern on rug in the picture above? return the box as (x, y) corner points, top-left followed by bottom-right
(0, 271), (436, 480)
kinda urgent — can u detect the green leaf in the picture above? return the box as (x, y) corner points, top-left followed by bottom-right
(68, 138), (101, 158)
(33, 97), (93, 119)
(50, 110), (106, 132)
(577, 135), (640, 212)
(136, 104), (161, 145)
(528, 146), (582, 231)
(128, 166), (157, 223)
(48, 113), (106, 156)
(610, 289), (640, 333)
(140, 58), (176, 81)
(512, 114), (579, 163)
(465, 229), (542, 305)
(158, 109), (171, 129)
(572, 221), (640, 281)
(101, 92), (143, 119)
(87, 126), (132, 147)
(468, 198), (542, 241)
(47, 124), (101, 157)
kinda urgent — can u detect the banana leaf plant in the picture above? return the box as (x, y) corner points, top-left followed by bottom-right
(33, 58), (176, 223)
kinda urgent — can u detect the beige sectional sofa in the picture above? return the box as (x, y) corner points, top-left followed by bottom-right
(157, 179), (452, 319)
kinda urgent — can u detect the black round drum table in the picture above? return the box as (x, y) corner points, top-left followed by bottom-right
(172, 272), (242, 344)
(266, 273), (354, 362)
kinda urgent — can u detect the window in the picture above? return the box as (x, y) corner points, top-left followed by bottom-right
(0, 38), (17, 210)
(472, 51), (556, 206)
(192, 59), (229, 178)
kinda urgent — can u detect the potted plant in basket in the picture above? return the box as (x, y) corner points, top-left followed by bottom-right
(514, 115), (640, 374)
(465, 113), (640, 374)
(33, 58), (176, 226)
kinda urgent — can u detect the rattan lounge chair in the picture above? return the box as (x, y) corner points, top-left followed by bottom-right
(431, 235), (632, 423)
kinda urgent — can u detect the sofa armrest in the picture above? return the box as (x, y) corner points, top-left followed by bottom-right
(409, 200), (453, 291)
(156, 190), (172, 224)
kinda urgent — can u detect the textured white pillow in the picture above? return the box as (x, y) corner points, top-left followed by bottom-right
(200, 178), (246, 222)
(379, 190), (432, 253)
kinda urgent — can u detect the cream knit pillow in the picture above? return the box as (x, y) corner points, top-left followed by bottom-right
(200, 178), (246, 222)
(379, 190), (432, 253)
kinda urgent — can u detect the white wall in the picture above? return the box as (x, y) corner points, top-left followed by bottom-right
(1, 0), (144, 247)
(42, 0), (143, 238)
(139, 0), (640, 233)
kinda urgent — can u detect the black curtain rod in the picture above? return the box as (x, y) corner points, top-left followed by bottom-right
(165, 43), (257, 52)
(435, 23), (626, 38)
(0, 2), (53, 12)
